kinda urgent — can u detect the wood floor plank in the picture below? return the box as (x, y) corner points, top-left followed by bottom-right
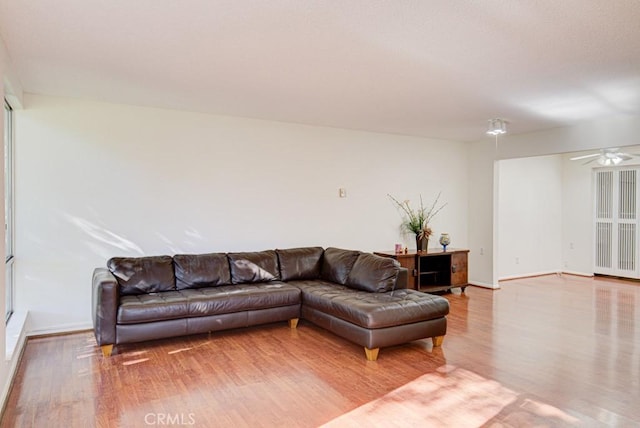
(1, 274), (639, 427)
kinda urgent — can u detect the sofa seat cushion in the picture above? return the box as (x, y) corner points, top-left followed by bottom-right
(292, 280), (449, 329)
(118, 291), (189, 324)
(117, 282), (301, 324)
(180, 282), (300, 318)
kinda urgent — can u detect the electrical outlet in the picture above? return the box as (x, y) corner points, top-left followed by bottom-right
(570, 242), (574, 249)
(338, 188), (347, 198)
(515, 257), (520, 264)
(480, 248), (484, 255)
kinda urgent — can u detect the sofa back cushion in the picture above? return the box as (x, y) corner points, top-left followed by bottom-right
(277, 247), (324, 281)
(320, 247), (360, 285)
(346, 252), (400, 292)
(173, 253), (231, 290)
(107, 255), (175, 296)
(228, 250), (280, 284)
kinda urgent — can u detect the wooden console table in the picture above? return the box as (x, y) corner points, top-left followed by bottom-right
(374, 248), (469, 293)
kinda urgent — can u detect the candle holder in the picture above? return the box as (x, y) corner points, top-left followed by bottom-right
(439, 233), (451, 251)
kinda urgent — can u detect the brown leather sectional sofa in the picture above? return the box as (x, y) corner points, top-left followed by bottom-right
(92, 247), (450, 361)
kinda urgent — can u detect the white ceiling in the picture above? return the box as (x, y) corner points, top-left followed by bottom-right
(1, 0), (639, 141)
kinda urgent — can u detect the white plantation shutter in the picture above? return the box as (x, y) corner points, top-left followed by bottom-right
(595, 170), (613, 270)
(617, 170), (636, 273)
(594, 168), (640, 278)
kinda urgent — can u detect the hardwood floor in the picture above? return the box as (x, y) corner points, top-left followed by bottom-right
(2, 274), (639, 427)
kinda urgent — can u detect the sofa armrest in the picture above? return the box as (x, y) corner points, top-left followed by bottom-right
(92, 268), (119, 346)
(395, 267), (408, 289)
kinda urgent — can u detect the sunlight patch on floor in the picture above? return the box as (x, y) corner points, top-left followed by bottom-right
(122, 358), (149, 366)
(321, 366), (579, 427)
(168, 347), (193, 354)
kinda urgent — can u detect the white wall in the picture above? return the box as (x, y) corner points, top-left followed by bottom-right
(467, 139), (497, 288)
(15, 94), (469, 333)
(497, 155), (563, 279)
(561, 152), (595, 275)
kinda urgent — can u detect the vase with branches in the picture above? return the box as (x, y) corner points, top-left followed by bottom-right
(388, 192), (447, 252)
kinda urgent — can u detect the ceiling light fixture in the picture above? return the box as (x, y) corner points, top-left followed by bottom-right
(486, 118), (507, 136)
(598, 152), (623, 166)
(487, 118), (507, 151)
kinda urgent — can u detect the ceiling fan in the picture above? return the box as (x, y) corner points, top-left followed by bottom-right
(570, 148), (640, 166)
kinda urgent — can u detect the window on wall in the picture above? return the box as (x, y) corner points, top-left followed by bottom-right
(4, 99), (14, 322)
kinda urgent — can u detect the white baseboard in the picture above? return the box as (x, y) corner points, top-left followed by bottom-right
(27, 322), (93, 337)
(469, 281), (500, 289)
(499, 270), (561, 281)
(561, 270), (594, 277)
(499, 271), (595, 281)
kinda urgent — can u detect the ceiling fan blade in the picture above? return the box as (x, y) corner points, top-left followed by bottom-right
(617, 154), (633, 161)
(571, 153), (600, 161)
(582, 158), (598, 165)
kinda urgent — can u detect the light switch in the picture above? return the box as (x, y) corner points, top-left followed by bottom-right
(339, 188), (347, 198)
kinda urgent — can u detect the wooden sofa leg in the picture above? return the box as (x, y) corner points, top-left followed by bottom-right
(364, 347), (379, 361)
(101, 345), (113, 357)
(288, 318), (299, 329)
(432, 336), (444, 347)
